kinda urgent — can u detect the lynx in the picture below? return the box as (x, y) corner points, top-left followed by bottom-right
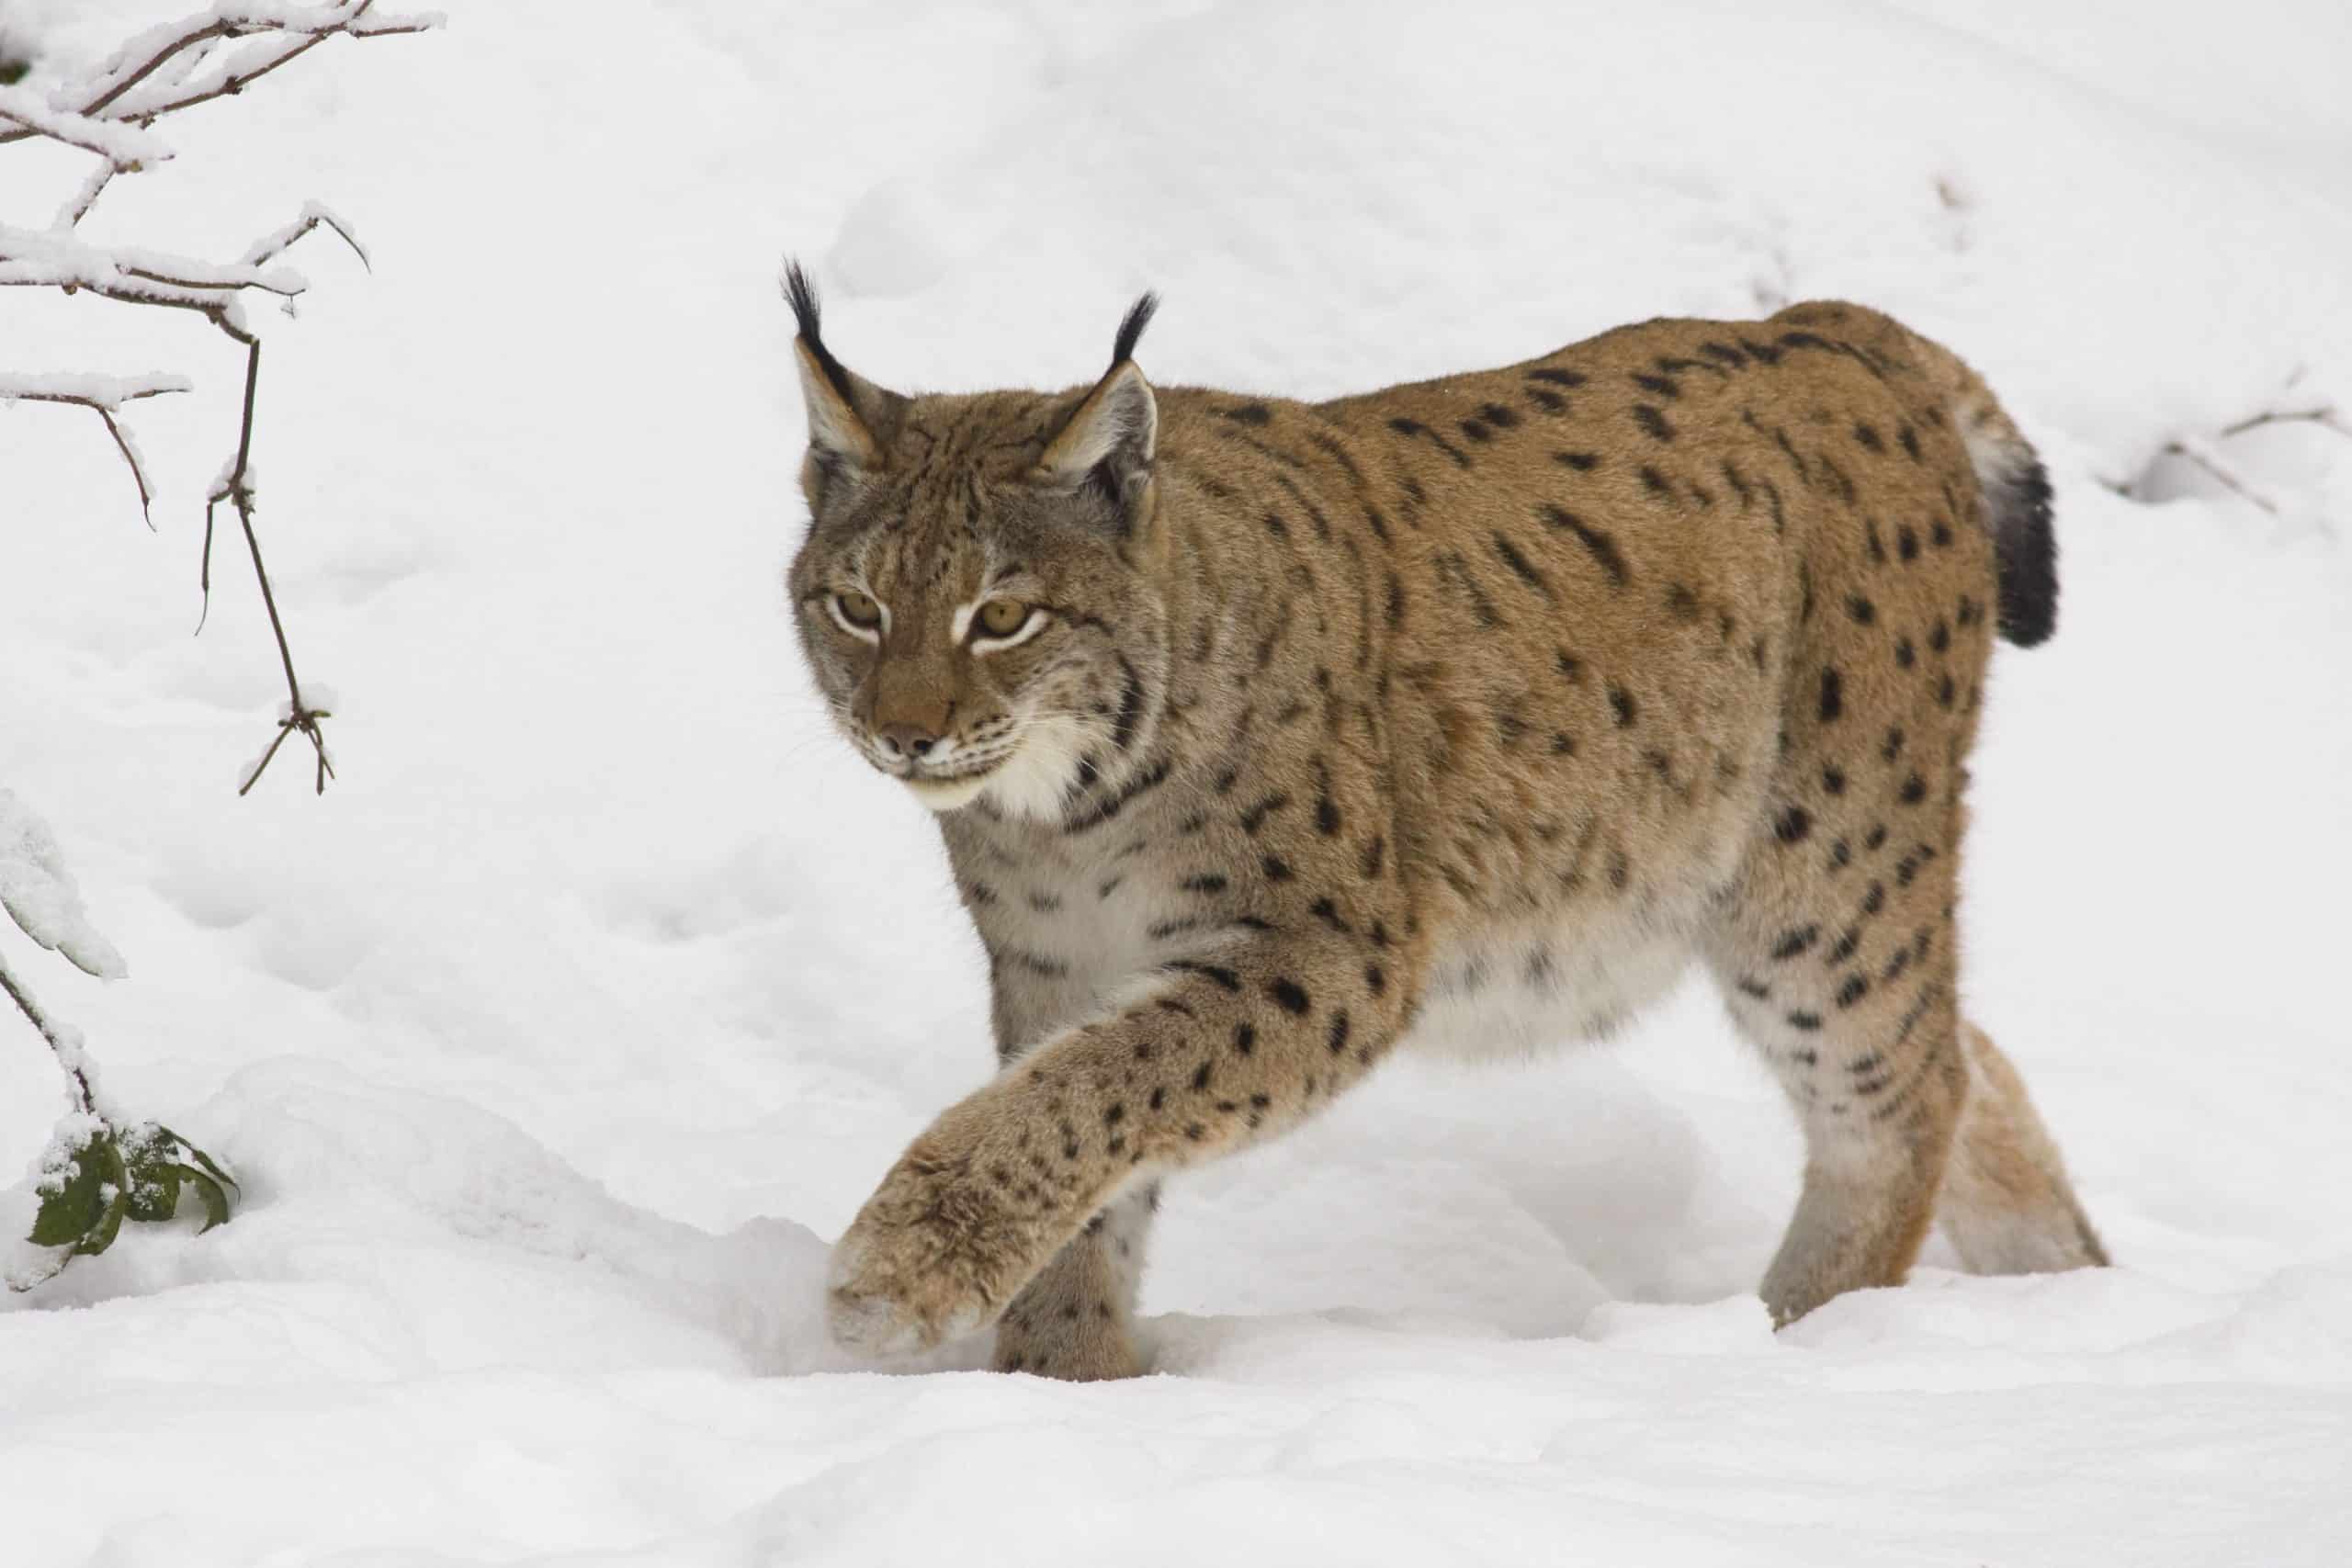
(784, 265), (2105, 1381)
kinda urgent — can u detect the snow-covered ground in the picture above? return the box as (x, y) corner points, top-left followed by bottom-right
(4, 1), (2350, 1562)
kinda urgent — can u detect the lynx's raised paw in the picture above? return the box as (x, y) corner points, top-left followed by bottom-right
(824, 1093), (1067, 1356)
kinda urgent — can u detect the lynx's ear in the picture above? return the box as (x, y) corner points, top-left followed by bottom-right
(784, 261), (904, 481)
(1033, 293), (1160, 530)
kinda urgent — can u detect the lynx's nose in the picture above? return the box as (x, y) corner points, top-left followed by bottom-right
(875, 721), (941, 761)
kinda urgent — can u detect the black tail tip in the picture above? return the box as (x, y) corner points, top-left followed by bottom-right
(1993, 457), (2058, 647)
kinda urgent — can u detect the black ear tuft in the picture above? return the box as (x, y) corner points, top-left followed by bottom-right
(1109, 291), (1160, 372)
(783, 259), (855, 403)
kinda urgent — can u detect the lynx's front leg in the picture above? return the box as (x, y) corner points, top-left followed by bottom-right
(827, 936), (1409, 1359)
(986, 987), (1156, 1382)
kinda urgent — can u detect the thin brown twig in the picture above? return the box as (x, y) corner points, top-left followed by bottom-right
(0, 382), (186, 525)
(4, 3), (435, 793)
(2216, 404), (2350, 442)
(210, 338), (334, 796)
(2152, 435), (2281, 516)
(0, 2), (435, 152)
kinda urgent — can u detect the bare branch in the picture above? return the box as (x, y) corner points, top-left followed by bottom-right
(0, 82), (172, 165)
(2154, 434), (2284, 516)
(204, 340), (334, 795)
(4, 2), (438, 793)
(0, 952), (97, 1119)
(243, 199), (371, 273)
(1, 5), (440, 149)
(53, 163), (119, 231)
(0, 374), (191, 525)
(2216, 404), (2351, 442)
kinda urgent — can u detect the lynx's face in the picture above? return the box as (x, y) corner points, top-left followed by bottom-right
(782, 270), (1169, 818)
(789, 435), (1169, 818)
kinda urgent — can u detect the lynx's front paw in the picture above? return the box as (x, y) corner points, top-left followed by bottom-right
(826, 1091), (1069, 1356)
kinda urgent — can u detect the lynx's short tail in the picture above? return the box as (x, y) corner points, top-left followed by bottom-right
(1900, 325), (2058, 647)
(1775, 302), (2058, 647)
(1950, 376), (2057, 648)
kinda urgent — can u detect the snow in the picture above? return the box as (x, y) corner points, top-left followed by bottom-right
(0, 789), (129, 979)
(3, 0), (2349, 1562)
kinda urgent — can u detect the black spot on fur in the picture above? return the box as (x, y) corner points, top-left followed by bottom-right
(1819, 668), (1843, 722)
(1771, 925), (1820, 961)
(1528, 367), (1587, 388)
(1221, 401), (1272, 426)
(1327, 1011), (1351, 1055)
(1775, 806), (1813, 844)
(1633, 404), (1675, 442)
(1609, 685), (1637, 728)
(1490, 532), (1553, 598)
(1555, 451), (1600, 471)
(1538, 505), (1628, 588)
(1270, 978), (1311, 1015)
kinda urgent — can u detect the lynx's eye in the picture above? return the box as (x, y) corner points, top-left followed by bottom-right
(833, 590), (883, 629)
(974, 598), (1033, 639)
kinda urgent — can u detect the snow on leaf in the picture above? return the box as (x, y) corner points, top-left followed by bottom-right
(0, 788), (127, 978)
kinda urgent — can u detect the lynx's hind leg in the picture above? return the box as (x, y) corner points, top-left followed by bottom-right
(1713, 952), (1967, 1326)
(1936, 1023), (2109, 1274)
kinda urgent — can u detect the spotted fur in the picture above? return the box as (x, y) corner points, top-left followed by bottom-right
(786, 278), (2105, 1377)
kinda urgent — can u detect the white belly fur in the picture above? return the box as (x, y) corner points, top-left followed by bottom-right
(1401, 908), (1695, 1063)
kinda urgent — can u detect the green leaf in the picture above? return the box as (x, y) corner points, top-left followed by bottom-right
(125, 1162), (180, 1224)
(28, 1128), (109, 1247)
(154, 1125), (239, 1194)
(77, 1179), (130, 1257)
(177, 1167), (232, 1233)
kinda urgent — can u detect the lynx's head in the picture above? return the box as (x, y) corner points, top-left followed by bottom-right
(784, 266), (1172, 819)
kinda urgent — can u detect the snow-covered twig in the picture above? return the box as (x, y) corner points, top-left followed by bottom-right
(0, 83), (172, 166)
(0, 2), (442, 156)
(243, 199), (369, 272)
(0, 953), (97, 1120)
(0, 372), (192, 525)
(4, 3), (438, 794)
